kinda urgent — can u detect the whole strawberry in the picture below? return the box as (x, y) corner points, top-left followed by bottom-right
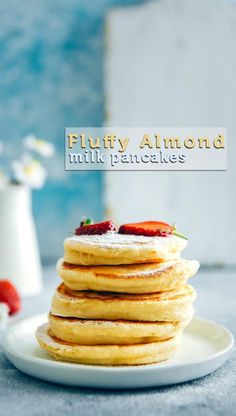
(0, 280), (21, 315)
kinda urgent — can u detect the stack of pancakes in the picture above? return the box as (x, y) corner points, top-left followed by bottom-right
(36, 232), (199, 365)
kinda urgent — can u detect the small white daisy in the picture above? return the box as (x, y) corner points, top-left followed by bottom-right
(0, 169), (8, 190)
(12, 154), (47, 189)
(23, 134), (55, 158)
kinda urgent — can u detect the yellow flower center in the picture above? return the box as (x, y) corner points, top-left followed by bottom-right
(36, 139), (45, 148)
(23, 160), (39, 176)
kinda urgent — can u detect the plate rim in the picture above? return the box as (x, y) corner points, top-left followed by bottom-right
(1, 314), (234, 373)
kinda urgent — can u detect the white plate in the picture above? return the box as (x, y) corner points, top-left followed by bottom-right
(1, 314), (234, 389)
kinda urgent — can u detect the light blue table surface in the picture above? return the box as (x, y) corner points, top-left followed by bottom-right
(0, 266), (235, 416)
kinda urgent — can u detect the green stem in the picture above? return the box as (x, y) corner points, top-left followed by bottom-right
(173, 230), (188, 240)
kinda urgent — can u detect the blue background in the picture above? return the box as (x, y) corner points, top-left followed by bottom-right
(0, 0), (144, 260)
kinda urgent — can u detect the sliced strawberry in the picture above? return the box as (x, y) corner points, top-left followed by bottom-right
(0, 280), (21, 315)
(75, 220), (116, 235)
(118, 221), (174, 237)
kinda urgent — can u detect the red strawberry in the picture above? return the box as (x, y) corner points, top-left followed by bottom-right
(118, 221), (174, 237)
(0, 280), (21, 315)
(75, 220), (116, 235)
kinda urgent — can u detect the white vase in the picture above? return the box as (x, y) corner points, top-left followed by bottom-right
(0, 184), (43, 296)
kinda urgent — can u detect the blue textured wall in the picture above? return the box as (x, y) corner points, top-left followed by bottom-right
(0, 0), (144, 260)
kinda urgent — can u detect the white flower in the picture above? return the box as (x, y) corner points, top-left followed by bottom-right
(0, 302), (9, 331)
(12, 154), (47, 189)
(23, 134), (55, 158)
(0, 169), (8, 190)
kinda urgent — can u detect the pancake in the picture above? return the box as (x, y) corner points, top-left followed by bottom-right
(36, 323), (181, 365)
(51, 283), (196, 322)
(64, 232), (187, 265)
(49, 313), (190, 345)
(57, 258), (199, 293)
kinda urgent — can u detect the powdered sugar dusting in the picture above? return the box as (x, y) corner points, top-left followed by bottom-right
(66, 232), (183, 250)
(122, 260), (199, 278)
(122, 261), (180, 277)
